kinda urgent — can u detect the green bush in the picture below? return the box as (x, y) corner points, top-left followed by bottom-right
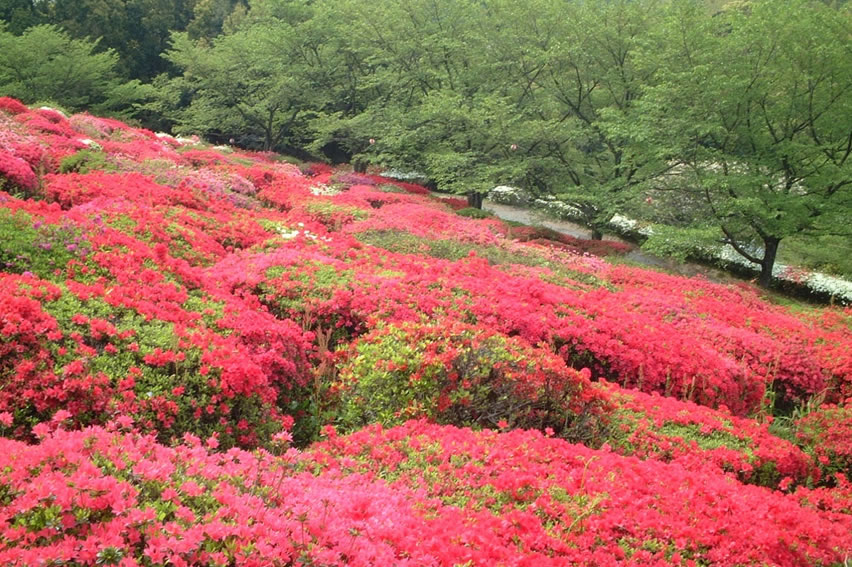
(455, 207), (494, 219)
(59, 149), (110, 174)
(334, 321), (595, 435)
(0, 210), (90, 278)
(300, 201), (369, 230)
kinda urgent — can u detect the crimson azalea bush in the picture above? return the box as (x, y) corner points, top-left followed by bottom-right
(506, 224), (634, 257)
(603, 386), (816, 488)
(3, 421), (850, 567)
(0, 423), (455, 567)
(2, 97), (852, 565)
(307, 421), (852, 566)
(795, 404), (852, 480)
(0, 270), (311, 447)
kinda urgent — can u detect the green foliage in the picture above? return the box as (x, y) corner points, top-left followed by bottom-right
(656, 423), (752, 453)
(455, 207), (494, 220)
(356, 229), (525, 265)
(792, 404), (852, 479)
(0, 23), (151, 114)
(301, 201), (369, 230)
(633, 0), (852, 286)
(640, 225), (721, 263)
(256, 260), (356, 327)
(779, 235), (852, 280)
(0, 211), (89, 279)
(0, 0), (198, 81)
(59, 150), (111, 174)
(334, 322), (583, 433)
(162, 2), (341, 150)
(307, 0), (532, 198)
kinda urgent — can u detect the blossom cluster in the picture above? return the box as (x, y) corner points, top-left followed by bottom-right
(1, 98), (851, 564)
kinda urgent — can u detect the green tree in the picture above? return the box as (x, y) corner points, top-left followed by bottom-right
(310, 0), (532, 206)
(186, 0), (248, 39)
(483, 0), (665, 237)
(0, 0), (50, 33)
(163, 1), (335, 151)
(636, 0), (852, 287)
(0, 23), (150, 114)
(0, 0), (198, 81)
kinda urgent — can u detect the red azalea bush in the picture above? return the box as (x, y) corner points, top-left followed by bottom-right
(795, 404), (852, 480)
(0, 96), (29, 115)
(3, 97), (852, 565)
(5, 421), (846, 567)
(308, 421), (852, 566)
(42, 171), (207, 210)
(438, 196), (469, 210)
(0, 424), (459, 567)
(0, 151), (39, 192)
(508, 224), (634, 257)
(14, 109), (77, 138)
(603, 386), (816, 487)
(0, 271), (311, 447)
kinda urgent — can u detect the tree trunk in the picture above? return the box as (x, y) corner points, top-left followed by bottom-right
(353, 158), (367, 173)
(590, 228), (603, 241)
(467, 192), (483, 209)
(758, 236), (780, 288)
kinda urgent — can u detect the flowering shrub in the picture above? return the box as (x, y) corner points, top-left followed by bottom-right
(507, 224), (634, 257)
(604, 387), (816, 487)
(2, 97), (852, 564)
(0, 272), (311, 447)
(0, 96), (29, 115)
(795, 404), (852, 480)
(0, 151), (38, 192)
(308, 421), (852, 566)
(0, 211), (90, 276)
(0, 424), (462, 566)
(334, 321), (603, 436)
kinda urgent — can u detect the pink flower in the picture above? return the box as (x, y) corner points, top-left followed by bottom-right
(116, 415), (135, 430)
(33, 422), (51, 438)
(52, 409), (72, 423)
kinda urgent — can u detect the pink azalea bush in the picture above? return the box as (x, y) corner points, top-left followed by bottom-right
(1, 97), (851, 564)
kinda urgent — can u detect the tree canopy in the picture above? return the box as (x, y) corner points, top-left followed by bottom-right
(635, 0), (852, 286)
(0, 23), (150, 114)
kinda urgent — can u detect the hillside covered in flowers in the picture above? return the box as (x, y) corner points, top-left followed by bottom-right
(1, 98), (851, 566)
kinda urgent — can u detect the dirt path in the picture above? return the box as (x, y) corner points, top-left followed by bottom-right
(482, 200), (737, 284)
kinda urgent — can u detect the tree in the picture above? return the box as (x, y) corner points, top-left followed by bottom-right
(164, 22), (309, 151)
(483, 0), (665, 237)
(186, 0), (246, 39)
(636, 0), (852, 287)
(0, 0), (50, 33)
(0, 0), (198, 81)
(0, 23), (150, 114)
(308, 0), (533, 206)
